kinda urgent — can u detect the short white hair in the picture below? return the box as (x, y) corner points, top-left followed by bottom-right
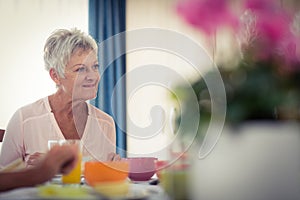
(43, 28), (98, 77)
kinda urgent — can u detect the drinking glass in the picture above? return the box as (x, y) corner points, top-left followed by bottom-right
(160, 140), (190, 200)
(48, 139), (82, 184)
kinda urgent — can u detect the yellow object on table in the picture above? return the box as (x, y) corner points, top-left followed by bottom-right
(48, 139), (82, 184)
(62, 154), (82, 184)
(93, 180), (129, 197)
(38, 184), (91, 199)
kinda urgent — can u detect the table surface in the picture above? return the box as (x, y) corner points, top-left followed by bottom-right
(0, 177), (169, 200)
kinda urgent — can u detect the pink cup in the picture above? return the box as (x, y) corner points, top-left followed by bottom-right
(124, 157), (157, 181)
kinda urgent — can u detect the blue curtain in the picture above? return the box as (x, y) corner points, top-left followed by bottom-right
(89, 0), (127, 157)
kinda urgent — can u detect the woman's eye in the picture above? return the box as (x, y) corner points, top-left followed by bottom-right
(92, 65), (99, 71)
(75, 67), (86, 72)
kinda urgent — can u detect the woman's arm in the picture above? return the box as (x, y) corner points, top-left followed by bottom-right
(0, 145), (78, 192)
(0, 167), (44, 192)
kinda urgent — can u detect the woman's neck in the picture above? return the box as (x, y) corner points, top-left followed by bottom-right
(48, 92), (86, 118)
(48, 91), (88, 139)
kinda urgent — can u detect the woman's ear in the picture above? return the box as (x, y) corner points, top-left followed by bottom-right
(49, 68), (61, 86)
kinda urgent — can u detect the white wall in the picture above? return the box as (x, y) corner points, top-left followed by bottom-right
(0, 0), (88, 129)
(126, 0), (214, 159)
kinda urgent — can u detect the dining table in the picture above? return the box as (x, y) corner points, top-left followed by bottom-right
(0, 175), (170, 200)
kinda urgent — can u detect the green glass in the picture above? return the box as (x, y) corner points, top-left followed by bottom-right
(160, 169), (190, 200)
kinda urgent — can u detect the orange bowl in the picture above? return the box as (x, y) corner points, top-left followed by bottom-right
(84, 161), (129, 186)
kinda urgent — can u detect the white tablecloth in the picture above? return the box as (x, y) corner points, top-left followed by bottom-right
(0, 182), (169, 200)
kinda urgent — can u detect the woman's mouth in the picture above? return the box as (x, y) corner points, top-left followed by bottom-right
(82, 84), (96, 88)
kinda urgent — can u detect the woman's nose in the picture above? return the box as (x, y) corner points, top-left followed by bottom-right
(86, 71), (99, 80)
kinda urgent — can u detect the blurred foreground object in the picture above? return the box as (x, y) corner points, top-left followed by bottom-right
(189, 122), (300, 200)
(174, 0), (300, 132)
(173, 1), (300, 199)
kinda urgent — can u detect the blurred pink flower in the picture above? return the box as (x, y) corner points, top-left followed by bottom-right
(243, 0), (296, 64)
(244, 0), (276, 11)
(176, 0), (239, 36)
(280, 34), (300, 70)
(176, 0), (300, 66)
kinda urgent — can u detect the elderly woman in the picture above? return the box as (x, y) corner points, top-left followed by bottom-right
(0, 28), (120, 168)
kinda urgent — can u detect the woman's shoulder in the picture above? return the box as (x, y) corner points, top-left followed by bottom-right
(16, 97), (50, 118)
(87, 103), (115, 124)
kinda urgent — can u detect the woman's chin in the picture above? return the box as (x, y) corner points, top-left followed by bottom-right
(72, 93), (97, 102)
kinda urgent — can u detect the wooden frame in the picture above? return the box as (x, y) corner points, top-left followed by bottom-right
(0, 129), (5, 142)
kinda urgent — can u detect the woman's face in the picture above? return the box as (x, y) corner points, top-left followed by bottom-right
(58, 49), (100, 101)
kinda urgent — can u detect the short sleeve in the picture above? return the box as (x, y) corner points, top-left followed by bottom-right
(0, 109), (24, 168)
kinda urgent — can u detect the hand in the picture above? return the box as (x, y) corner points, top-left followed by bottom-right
(22, 145), (78, 186)
(0, 145), (78, 192)
(26, 152), (45, 167)
(42, 145), (78, 176)
(107, 152), (121, 161)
